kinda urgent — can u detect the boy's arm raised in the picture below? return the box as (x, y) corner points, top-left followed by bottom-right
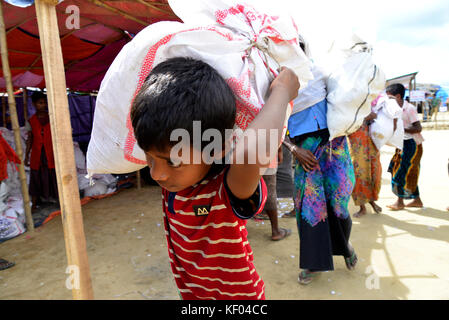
(226, 68), (300, 200)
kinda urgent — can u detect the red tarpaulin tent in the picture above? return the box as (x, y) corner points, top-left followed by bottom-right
(1, 0), (180, 91)
(0, 0), (180, 299)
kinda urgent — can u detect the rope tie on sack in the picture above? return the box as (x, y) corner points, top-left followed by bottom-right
(246, 36), (281, 79)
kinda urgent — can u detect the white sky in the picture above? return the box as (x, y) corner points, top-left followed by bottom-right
(243, 0), (449, 86)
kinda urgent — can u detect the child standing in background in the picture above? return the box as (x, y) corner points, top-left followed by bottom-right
(25, 91), (58, 212)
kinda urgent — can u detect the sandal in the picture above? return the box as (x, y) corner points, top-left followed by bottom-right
(271, 228), (291, 241)
(298, 270), (317, 285)
(344, 250), (358, 270)
(0, 259), (15, 271)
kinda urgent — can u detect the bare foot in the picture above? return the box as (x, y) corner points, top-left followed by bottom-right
(271, 228), (291, 241)
(369, 201), (382, 214)
(405, 198), (424, 208)
(353, 206), (367, 218)
(387, 202), (405, 211)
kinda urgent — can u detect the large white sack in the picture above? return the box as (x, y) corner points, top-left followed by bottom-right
(0, 206), (26, 240)
(87, 0), (313, 176)
(83, 181), (109, 197)
(326, 34), (386, 140)
(0, 184), (26, 240)
(0, 182), (9, 213)
(73, 142), (86, 172)
(370, 95), (404, 151)
(4, 162), (22, 198)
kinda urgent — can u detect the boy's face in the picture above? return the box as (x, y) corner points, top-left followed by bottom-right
(144, 146), (212, 192)
(33, 98), (48, 112)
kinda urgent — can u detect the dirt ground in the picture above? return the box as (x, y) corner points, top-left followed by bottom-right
(1, 129), (449, 300)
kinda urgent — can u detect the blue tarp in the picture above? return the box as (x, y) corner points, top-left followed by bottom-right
(1, 91), (96, 145)
(435, 86), (449, 107)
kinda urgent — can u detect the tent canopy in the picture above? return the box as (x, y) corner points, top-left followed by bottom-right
(386, 72), (418, 89)
(0, 0), (180, 91)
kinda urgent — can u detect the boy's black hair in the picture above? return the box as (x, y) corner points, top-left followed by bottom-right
(131, 57), (236, 153)
(386, 83), (406, 99)
(31, 91), (47, 104)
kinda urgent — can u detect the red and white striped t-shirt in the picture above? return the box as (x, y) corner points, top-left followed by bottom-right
(161, 167), (267, 300)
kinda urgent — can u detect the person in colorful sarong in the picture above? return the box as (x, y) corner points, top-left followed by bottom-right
(282, 40), (357, 285)
(348, 109), (383, 218)
(386, 83), (424, 210)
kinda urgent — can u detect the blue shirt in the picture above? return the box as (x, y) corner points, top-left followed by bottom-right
(288, 99), (328, 139)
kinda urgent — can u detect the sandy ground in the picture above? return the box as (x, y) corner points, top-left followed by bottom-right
(1, 129), (449, 300)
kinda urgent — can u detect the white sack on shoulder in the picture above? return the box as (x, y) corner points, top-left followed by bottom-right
(370, 96), (404, 151)
(326, 34), (386, 140)
(87, 0), (313, 176)
(292, 64), (327, 114)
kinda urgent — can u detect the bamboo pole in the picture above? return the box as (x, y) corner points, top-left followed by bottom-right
(1, 96), (5, 126)
(0, 2), (34, 233)
(34, 0), (93, 299)
(23, 89), (28, 122)
(136, 170), (141, 190)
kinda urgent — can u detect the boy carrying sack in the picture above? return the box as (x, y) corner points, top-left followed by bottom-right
(87, 0), (309, 300)
(131, 57), (299, 300)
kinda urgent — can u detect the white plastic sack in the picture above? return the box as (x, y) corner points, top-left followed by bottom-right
(370, 95), (404, 150)
(0, 182), (9, 213)
(0, 206), (26, 241)
(77, 174), (90, 191)
(0, 127), (28, 163)
(92, 174), (117, 188)
(326, 34), (386, 140)
(3, 162), (22, 198)
(292, 64), (328, 114)
(0, 188), (26, 241)
(83, 181), (108, 197)
(73, 142), (87, 172)
(87, 0), (313, 175)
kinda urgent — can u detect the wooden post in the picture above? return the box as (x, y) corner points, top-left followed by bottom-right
(136, 170), (141, 190)
(0, 2), (34, 233)
(23, 88), (28, 122)
(34, 0), (93, 299)
(1, 95), (5, 126)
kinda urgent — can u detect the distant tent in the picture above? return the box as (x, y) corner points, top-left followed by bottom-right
(435, 86), (449, 107)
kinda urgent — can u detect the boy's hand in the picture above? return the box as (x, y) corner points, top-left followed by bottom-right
(292, 146), (318, 172)
(270, 67), (300, 102)
(363, 112), (377, 126)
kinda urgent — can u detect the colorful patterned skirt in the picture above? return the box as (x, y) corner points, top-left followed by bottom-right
(348, 124), (382, 206)
(292, 131), (355, 271)
(388, 139), (423, 199)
